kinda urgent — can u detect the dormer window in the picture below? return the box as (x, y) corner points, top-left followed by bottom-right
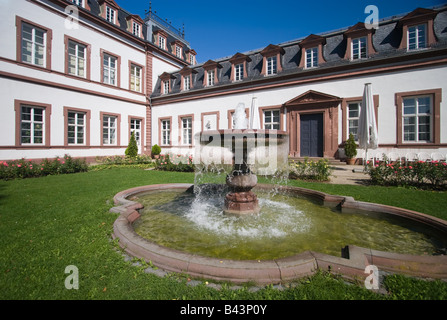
(343, 22), (375, 60)
(186, 49), (197, 65)
(98, 0), (120, 26)
(126, 15), (144, 38)
(229, 52), (251, 82)
(202, 60), (222, 87)
(398, 8), (437, 52)
(260, 44), (284, 76)
(154, 30), (168, 50)
(159, 72), (175, 95)
(171, 41), (183, 59)
(179, 66), (197, 91)
(299, 34), (326, 69)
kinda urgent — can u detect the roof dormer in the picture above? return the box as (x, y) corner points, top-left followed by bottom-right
(126, 14), (144, 38)
(159, 72), (176, 95)
(229, 53), (252, 81)
(171, 40), (184, 59)
(398, 8), (437, 51)
(98, 0), (120, 26)
(186, 49), (197, 65)
(179, 66), (198, 91)
(343, 22), (376, 60)
(260, 44), (285, 76)
(298, 34), (326, 69)
(153, 29), (168, 50)
(202, 60), (222, 87)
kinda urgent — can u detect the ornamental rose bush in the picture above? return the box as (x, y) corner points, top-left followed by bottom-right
(365, 158), (447, 189)
(155, 154), (195, 172)
(0, 155), (88, 180)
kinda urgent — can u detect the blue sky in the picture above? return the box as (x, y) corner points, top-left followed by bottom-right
(115, 0), (446, 63)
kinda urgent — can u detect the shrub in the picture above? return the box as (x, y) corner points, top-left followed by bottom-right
(289, 158), (332, 181)
(125, 132), (139, 158)
(0, 155), (88, 180)
(365, 157), (447, 189)
(151, 144), (161, 157)
(344, 133), (357, 160)
(155, 154), (195, 172)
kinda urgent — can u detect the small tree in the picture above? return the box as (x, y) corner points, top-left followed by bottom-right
(151, 144), (161, 158)
(125, 131), (139, 158)
(344, 133), (357, 163)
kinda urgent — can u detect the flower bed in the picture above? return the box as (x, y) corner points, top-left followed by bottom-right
(289, 158), (333, 181)
(0, 155), (88, 180)
(155, 154), (195, 172)
(365, 159), (447, 189)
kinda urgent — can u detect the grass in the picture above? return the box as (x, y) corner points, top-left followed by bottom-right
(0, 167), (446, 300)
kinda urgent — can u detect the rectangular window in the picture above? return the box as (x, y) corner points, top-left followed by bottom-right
(103, 115), (117, 145)
(67, 111), (85, 145)
(182, 117), (192, 145)
(106, 6), (116, 24)
(72, 0), (84, 6)
(183, 75), (191, 91)
(235, 63), (244, 81)
(207, 70), (215, 86)
(352, 37), (367, 60)
(130, 64), (142, 92)
(161, 119), (171, 145)
(190, 54), (195, 65)
(132, 22), (140, 37)
(68, 40), (86, 78)
(130, 119), (141, 147)
(408, 24), (427, 50)
(176, 46), (182, 58)
(163, 80), (170, 94)
(403, 96), (432, 142)
(306, 47), (318, 68)
(264, 110), (280, 130)
(158, 36), (166, 49)
(103, 53), (117, 85)
(21, 22), (46, 67)
(348, 102), (361, 141)
(266, 56), (277, 75)
(20, 106), (44, 144)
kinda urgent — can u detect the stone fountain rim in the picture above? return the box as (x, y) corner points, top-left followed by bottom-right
(110, 183), (447, 284)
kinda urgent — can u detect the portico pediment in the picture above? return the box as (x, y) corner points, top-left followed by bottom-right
(283, 90), (342, 107)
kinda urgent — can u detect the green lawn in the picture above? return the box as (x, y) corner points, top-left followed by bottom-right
(0, 168), (446, 300)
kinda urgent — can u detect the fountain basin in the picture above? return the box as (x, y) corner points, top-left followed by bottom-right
(110, 184), (447, 284)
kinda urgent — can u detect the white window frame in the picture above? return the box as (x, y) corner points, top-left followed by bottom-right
(190, 54), (195, 65)
(402, 95), (432, 143)
(67, 111), (86, 145)
(130, 119), (141, 148)
(305, 47), (318, 68)
(106, 6), (116, 24)
(176, 46), (182, 58)
(103, 53), (117, 86)
(207, 69), (215, 86)
(183, 75), (191, 91)
(158, 36), (166, 50)
(266, 56), (277, 75)
(102, 115), (117, 145)
(352, 37), (367, 60)
(72, 0), (84, 7)
(132, 22), (141, 37)
(235, 63), (244, 81)
(182, 117), (192, 145)
(263, 109), (280, 130)
(161, 119), (171, 146)
(20, 106), (45, 145)
(408, 24), (427, 51)
(163, 80), (170, 94)
(347, 102), (361, 141)
(68, 40), (86, 78)
(130, 64), (142, 92)
(21, 22), (46, 67)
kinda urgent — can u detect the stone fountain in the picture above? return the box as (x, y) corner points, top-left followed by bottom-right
(196, 103), (288, 216)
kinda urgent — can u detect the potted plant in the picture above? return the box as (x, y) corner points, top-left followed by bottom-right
(151, 144), (161, 159)
(344, 133), (357, 165)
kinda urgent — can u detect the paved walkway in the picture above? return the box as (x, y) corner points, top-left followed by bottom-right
(329, 165), (370, 185)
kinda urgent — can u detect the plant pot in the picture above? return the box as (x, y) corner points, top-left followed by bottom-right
(346, 158), (356, 165)
(153, 154), (160, 159)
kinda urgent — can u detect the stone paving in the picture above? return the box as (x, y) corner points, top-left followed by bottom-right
(329, 165), (369, 185)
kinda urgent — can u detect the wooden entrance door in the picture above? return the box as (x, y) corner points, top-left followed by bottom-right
(300, 113), (323, 157)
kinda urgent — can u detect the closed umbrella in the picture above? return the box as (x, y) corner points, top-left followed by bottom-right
(249, 96), (260, 129)
(358, 83), (378, 165)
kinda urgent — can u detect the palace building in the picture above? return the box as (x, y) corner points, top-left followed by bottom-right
(1, 0), (447, 163)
